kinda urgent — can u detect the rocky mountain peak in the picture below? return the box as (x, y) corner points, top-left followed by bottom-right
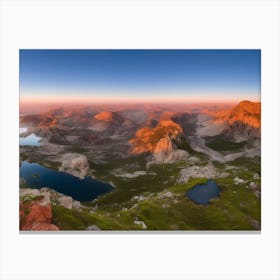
(228, 100), (261, 128)
(216, 100), (261, 128)
(129, 119), (185, 155)
(94, 111), (122, 123)
(215, 100), (261, 139)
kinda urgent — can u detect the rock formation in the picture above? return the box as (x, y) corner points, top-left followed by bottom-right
(59, 153), (90, 179)
(147, 149), (189, 167)
(215, 100), (261, 140)
(20, 189), (59, 231)
(130, 119), (189, 165)
(130, 120), (184, 154)
(147, 133), (189, 166)
(19, 188), (84, 231)
(216, 100), (260, 128)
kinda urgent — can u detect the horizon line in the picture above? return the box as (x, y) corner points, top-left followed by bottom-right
(20, 97), (260, 105)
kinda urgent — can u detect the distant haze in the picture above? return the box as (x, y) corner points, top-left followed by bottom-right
(20, 100), (238, 115)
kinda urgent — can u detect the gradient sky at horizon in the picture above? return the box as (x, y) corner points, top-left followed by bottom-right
(20, 49), (261, 103)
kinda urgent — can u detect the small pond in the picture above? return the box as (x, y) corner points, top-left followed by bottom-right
(20, 161), (114, 202)
(186, 180), (221, 205)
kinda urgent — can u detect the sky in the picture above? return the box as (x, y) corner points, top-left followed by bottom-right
(20, 49), (261, 104)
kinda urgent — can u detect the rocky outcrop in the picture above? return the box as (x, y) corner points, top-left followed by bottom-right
(147, 149), (189, 167)
(19, 188), (85, 230)
(130, 120), (190, 165)
(57, 195), (73, 209)
(59, 153), (90, 179)
(215, 100), (261, 140)
(178, 163), (229, 183)
(27, 187), (82, 210)
(20, 189), (59, 231)
(130, 120), (184, 154)
(223, 100), (260, 128)
(150, 132), (189, 165)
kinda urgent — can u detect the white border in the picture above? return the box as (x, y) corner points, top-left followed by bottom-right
(1, 0), (280, 279)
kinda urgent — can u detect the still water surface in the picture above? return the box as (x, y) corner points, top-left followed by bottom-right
(20, 161), (114, 202)
(186, 180), (221, 205)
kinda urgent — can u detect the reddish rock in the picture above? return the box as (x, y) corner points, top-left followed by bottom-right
(214, 100), (261, 139)
(20, 199), (59, 231)
(94, 111), (123, 123)
(215, 100), (261, 128)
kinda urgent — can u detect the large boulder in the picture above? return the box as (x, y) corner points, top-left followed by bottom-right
(59, 153), (90, 179)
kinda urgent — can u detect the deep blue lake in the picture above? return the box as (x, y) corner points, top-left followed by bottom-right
(20, 161), (114, 202)
(186, 180), (221, 205)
